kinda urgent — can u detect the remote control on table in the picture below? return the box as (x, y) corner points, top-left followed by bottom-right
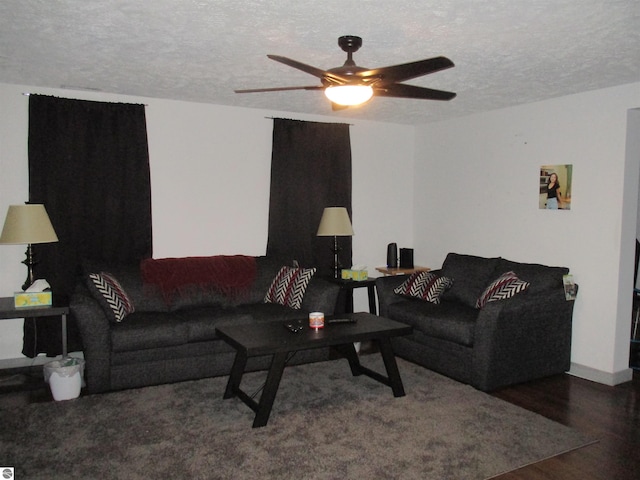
(326, 318), (357, 324)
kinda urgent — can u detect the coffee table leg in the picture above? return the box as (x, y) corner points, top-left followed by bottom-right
(378, 337), (405, 397)
(253, 351), (288, 428)
(224, 351), (248, 399)
(332, 343), (363, 376)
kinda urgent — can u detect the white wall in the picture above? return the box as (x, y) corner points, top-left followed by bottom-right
(0, 82), (414, 362)
(414, 83), (640, 384)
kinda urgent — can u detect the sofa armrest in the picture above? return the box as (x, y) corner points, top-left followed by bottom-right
(472, 287), (576, 391)
(301, 278), (341, 315)
(70, 286), (113, 393)
(375, 276), (408, 317)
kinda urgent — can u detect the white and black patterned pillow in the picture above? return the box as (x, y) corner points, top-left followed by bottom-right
(394, 271), (453, 304)
(86, 272), (135, 322)
(475, 271), (530, 309)
(264, 266), (316, 309)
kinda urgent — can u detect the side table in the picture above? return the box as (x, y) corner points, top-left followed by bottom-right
(0, 296), (70, 357)
(375, 266), (430, 276)
(327, 277), (377, 315)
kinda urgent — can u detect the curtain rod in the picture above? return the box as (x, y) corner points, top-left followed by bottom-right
(264, 116), (353, 126)
(22, 92), (148, 106)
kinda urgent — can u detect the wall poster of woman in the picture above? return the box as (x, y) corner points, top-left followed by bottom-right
(539, 164), (572, 210)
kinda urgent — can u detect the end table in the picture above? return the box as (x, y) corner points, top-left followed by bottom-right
(327, 277), (377, 315)
(0, 297), (70, 357)
(375, 266), (430, 276)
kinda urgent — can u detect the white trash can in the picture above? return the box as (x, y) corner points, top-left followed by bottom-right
(43, 357), (85, 401)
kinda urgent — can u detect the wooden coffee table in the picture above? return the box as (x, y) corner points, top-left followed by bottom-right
(216, 312), (412, 427)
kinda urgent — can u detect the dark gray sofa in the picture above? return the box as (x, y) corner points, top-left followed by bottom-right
(70, 256), (340, 393)
(376, 253), (576, 391)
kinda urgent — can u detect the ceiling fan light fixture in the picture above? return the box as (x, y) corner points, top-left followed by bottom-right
(324, 85), (373, 106)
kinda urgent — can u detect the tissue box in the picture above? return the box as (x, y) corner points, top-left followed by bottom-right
(14, 291), (52, 308)
(341, 269), (369, 281)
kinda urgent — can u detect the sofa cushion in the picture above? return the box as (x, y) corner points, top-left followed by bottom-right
(167, 285), (232, 312)
(232, 302), (311, 322)
(180, 308), (253, 343)
(300, 277), (340, 314)
(111, 308), (256, 352)
(82, 261), (168, 313)
(111, 311), (192, 352)
(495, 259), (568, 295)
(393, 271), (453, 304)
(264, 266), (316, 309)
(86, 272), (135, 323)
(475, 271), (530, 309)
(440, 253), (501, 308)
(388, 300), (478, 347)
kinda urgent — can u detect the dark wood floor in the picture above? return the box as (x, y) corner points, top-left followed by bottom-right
(491, 369), (640, 480)
(1, 365), (638, 479)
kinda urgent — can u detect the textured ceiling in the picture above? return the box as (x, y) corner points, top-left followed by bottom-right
(0, 1), (638, 124)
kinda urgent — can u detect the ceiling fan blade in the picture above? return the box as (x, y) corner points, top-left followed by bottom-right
(267, 55), (350, 85)
(267, 55), (329, 79)
(235, 85), (324, 93)
(374, 83), (456, 101)
(359, 56), (454, 84)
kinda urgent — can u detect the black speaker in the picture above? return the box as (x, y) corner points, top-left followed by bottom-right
(399, 248), (414, 268)
(386, 243), (397, 268)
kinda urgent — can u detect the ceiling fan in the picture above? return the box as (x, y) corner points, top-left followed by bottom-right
(235, 35), (456, 109)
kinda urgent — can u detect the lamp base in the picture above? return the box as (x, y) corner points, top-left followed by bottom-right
(331, 235), (342, 279)
(21, 244), (36, 291)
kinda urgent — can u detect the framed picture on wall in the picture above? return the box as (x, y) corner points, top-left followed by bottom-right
(539, 164), (572, 210)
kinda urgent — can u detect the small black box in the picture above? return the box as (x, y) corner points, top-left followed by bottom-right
(399, 248), (414, 268)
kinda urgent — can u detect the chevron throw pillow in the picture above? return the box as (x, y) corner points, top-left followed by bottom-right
(475, 271), (530, 309)
(87, 272), (135, 323)
(264, 266), (316, 309)
(394, 271), (453, 304)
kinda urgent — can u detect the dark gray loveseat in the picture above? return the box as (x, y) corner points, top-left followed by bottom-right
(376, 253), (576, 391)
(70, 255), (339, 393)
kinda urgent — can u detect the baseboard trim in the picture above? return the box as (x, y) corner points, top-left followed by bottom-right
(569, 362), (634, 386)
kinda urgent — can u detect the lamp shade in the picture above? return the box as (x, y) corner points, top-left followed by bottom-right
(0, 204), (59, 244)
(316, 207), (354, 236)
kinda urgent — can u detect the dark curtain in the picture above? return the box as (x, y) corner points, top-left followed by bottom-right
(266, 118), (352, 277)
(26, 95), (152, 357)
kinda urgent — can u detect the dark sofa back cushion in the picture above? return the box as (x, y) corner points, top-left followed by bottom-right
(495, 259), (568, 295)
(82, 261), (168, 313)
(440, 253), (501, 308)
(245, 256), (292, 303)
(166, 285), (236, 311)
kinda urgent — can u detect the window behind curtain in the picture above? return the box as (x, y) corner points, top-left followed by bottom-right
(266, 118), (352, 277)
(26, 95), (152, 356)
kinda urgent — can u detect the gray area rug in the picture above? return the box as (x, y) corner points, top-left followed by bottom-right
(1, 357), (595, 480)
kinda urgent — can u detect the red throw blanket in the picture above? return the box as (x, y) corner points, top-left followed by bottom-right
(141, 255), (257, 304)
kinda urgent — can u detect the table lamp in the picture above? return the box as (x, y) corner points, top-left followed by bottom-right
(0, 204), (59, 290)
(317, 206), (354, 279)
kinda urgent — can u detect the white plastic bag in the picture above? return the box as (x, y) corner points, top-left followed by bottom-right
(43, 357), (85, 401)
